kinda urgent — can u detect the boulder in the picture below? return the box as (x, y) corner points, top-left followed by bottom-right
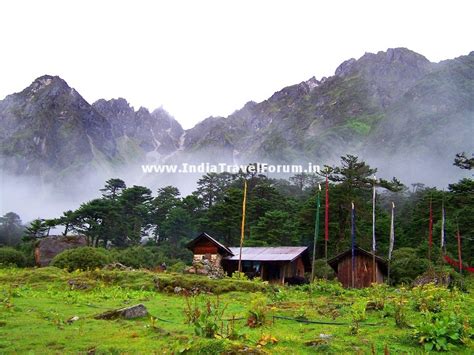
(94, 304), (148, 320)
(103, 262), (132, 271)
(35, 235), (87, 266)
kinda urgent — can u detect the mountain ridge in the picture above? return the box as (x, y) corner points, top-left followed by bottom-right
(0, 48), (472, 187)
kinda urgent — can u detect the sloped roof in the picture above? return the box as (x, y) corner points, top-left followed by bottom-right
(225, 246), (308, 262)
(186, 232), (234, 256)
(327, 246), (387, 270)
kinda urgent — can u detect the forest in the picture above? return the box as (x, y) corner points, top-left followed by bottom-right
(1, 153), (473, 284)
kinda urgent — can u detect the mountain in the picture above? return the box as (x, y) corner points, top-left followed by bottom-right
(0, 75), (183, 183)
(0, 48), (472, 187)
(177, 48), (473, 183)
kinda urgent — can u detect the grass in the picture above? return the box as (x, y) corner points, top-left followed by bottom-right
(0, 267), (473, 354)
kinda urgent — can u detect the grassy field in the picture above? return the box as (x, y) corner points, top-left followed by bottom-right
(0, 267), (473, 354)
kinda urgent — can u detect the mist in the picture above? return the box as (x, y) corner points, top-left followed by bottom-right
(1, 143), (471, 226)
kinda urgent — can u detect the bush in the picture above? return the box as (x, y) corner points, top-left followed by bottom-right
(115, 247), (157, 269)
(51, 247), (110, 271)
(312, 259), (336, 280)
(155, 273), (267, 294)
(188, 296), (228, 338)
(169, 261), (186, 273)
(414, 312), (470, 352)
(390, 247), (430, 284)
(0, 247), (26, 267)
(247, 295), (268, 327)
(311, 278), (345, 296)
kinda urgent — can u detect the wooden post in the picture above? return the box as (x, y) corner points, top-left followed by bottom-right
(324, 239), (328, 279)
(372, 252), (376, 284)
(457, 229), (462, 274)
(311, 185), (321, 282)
(372, 175), (376, 284)
(238, 179), (248, 273)
(387, 259), (391, 285)
(280, 264), (286, 285)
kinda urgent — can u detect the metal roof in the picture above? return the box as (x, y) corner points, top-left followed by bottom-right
(225, 247), (308, 262)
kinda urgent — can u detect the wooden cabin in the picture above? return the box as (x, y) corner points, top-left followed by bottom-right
(186, 233), (310, 284)
(327, 246), (387, 288)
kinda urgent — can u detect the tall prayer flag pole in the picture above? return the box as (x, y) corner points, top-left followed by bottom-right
(324, 174), (329, 261)
(387, 202), (395, 284)
(457, 228), (463, 274)
(311, 184), (321, 281)
(441, 200), (446, 255)
(428, 198), (433, 262)
(238, 179), (248, 273)
(372, 175), (377, 283)
(351, 201), (356, 288)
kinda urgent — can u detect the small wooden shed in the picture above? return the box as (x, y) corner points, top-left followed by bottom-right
(327, 246), (387, 288)
(186, 232), (234, 267)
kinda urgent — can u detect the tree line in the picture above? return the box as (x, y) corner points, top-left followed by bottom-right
(1, 154), (473, 275)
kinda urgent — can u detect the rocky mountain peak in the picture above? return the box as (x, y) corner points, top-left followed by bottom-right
(22, 75), (73, 98)
(335, 58), (356, 77)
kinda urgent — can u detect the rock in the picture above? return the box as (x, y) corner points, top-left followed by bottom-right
(68, 279), (90, 290)
(103, 262), (132, 271)
(174, 286), (183, 294)
(67, 316), (80, 324)
(412, 270), (451, 287)
(186, 259), (225, 279)
(94, 304), (148, 320)
(35, 235), (87, 267)
(305, 339), (327, 347)
(319, 333), (332, 340)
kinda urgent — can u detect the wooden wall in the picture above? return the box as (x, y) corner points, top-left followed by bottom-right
(335, 253), (384, 288)
(191, 239), (219, 255)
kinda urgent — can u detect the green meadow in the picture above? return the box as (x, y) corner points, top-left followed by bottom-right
(0, 267), (473, 354)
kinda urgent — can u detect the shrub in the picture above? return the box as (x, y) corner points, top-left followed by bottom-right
(414, 312), (470, 352)
(0, 247), (26, 267)
(349, 301), (367, 335)
(51, 247), (110, 271)
(184, 296), (228, 338)
(247, 295), (268, 327)
(155, 272), (268, 294)
(311, 278), (345, 296)
(115, 247), (157, 269)
(169, 261), (186, 273)
(411, 284), (450, 313)
(390, 248), (430, 285)
(313, 259), (336, 280)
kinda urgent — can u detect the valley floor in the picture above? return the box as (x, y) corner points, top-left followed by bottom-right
(0, 268), (473, 354)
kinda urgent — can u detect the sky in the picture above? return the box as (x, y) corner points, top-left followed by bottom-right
(1, 0), (472, 129)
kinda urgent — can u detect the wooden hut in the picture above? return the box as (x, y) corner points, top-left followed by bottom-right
(186, 232), (233, 268)
(186, 233), (310, 284)
(327, 246), (387, 288)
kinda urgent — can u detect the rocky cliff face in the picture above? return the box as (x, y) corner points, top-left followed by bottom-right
(0, 76), (183, 182)
(179, 48), (473, 183)
(0, 75), (116, 179)
(92, 98), (183, 162)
